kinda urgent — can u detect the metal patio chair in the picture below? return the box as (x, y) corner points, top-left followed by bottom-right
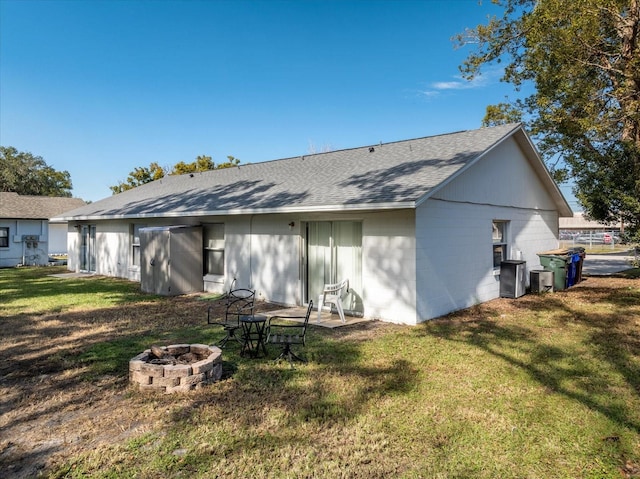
(266, 301), (313, 368)
(208, 288), (255, 348)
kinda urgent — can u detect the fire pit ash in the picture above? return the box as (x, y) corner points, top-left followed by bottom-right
(129, 343), (222, 393)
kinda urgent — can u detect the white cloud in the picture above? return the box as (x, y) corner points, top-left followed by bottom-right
(420, 90), (441, 98)
(431, 81), (462, 90)
(421, 68), (501, 98)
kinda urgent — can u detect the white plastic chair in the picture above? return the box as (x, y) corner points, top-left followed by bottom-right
(317, 279), (349, 323)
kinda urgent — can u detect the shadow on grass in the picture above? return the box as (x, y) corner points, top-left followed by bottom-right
(421, 280), (640, 434)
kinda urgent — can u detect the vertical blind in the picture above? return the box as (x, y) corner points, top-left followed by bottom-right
(307, 221), (362, 313)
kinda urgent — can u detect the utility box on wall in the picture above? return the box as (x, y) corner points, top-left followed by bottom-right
(140, 225), (203, 296)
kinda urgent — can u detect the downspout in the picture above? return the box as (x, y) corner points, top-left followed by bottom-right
(249, 214), (254, 289)
(299, 223), (305, 306)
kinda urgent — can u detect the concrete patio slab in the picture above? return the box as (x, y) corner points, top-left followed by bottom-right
(265, 306), (369, 328)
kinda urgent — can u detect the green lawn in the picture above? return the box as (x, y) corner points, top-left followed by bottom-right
(1, 266), (639, 478)
(558, 242), (636, 255)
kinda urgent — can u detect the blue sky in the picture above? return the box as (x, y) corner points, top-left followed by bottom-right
(0, 0), (579, 209)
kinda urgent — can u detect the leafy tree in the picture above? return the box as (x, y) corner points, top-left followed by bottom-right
(110, 155), (241, 194)
(170, 155), (216, 175)
(482, 103), (522, 128)
(109, 162), (166, 194)
(215, 155), (241, 169)
(169, 155), (240, 175)
(0, 146), (73, 197)
(456, 0), (640, 236)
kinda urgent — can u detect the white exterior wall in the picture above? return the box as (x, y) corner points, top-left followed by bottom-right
(98, 220), (139, 278)
(65, 211), (417, 324)
(223, 210), (417, 323)
(67, 223), (79, 272)
(361, 209), (416, 324)
(434, 138), (559, 212)
(65, 216), (301, 303)
(248, 215), (301, 305)
(0, 219), (49, 267)
(204, 216), (251, 294)
(67, 219), (170, 278)
(415, 137), (559, 322)
(67, 221), (132, 277)
(48, 223), (69, 255)
(202, 214), (300, 300)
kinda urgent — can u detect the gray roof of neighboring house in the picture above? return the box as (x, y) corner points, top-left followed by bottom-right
(54, 123), (572, 221)
(0, 192), (86, 220)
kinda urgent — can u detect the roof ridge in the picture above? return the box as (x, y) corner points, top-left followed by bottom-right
(180, 123), (523, 175)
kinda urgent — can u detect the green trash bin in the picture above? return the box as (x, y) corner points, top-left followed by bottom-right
(537, 253), (569, 291)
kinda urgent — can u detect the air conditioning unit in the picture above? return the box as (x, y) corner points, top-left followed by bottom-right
(530, 270), (554, 293)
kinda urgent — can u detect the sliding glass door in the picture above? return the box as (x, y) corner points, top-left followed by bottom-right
(305, 221), (363, 314)
(79, 225), (96, 272)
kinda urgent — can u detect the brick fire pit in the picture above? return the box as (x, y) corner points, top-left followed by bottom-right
(129, 343), (222, 393)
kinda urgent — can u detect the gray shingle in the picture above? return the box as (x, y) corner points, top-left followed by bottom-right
(0, 192), (86, 219)
(57, 124), (522, 220)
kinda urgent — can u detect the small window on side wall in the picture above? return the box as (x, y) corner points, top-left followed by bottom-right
(492, 221), (508, 269)
(203, 223), (224, 276)
(131, 224), (146, 267)
(0, 227), (9, 248)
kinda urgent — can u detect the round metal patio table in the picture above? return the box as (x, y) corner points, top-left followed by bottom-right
(240, 314), (268, 358)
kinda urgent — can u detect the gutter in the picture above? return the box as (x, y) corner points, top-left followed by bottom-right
(51, 201), (418, 222)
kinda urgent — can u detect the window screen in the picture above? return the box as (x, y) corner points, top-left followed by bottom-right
(0, 227), (9, 248)
(492, 221), (508, 268)
(204, 223), (224, 276)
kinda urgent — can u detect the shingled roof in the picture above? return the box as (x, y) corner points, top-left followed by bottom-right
(0, 192), (86, 220)
(55, 123), (571, 221)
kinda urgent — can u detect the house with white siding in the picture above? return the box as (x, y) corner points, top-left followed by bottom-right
(0, 193), (86, 267)
(53, 123), (572, 324)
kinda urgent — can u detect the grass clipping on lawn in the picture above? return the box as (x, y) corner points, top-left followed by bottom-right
(0, 267), (639, 478)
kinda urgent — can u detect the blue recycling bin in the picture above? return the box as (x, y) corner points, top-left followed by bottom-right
(568, 247), (586, 283)
(566, 253), (581, 287)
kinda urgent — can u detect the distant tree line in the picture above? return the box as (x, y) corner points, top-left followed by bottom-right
(109, 155), (241, 194)
(0, 146), (241, 199)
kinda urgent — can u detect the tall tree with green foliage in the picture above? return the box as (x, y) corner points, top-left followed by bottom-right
(109, 162), (166, 194)
(110, 155), (241, 194)
(456, 0), (640, 236)
(0, 146), (73, 197)
(169, 155), (240, 175)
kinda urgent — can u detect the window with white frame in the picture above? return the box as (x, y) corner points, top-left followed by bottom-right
(492, 220), (509, 269)
(203, 223), (224, 276)
(131, 224), (146, 267)
(0, 227), (9, 248)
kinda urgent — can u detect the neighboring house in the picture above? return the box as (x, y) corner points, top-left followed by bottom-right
(0, 192), (86, 268)
(54, 123), (572, 324)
